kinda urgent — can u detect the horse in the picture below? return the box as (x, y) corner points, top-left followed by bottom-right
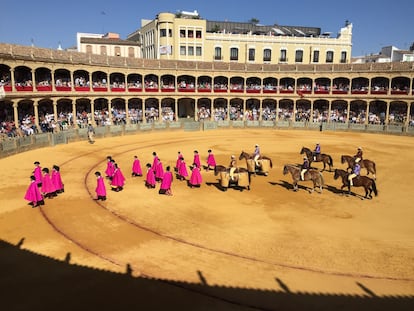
(341, 155), (376, 179)
(282, 164), (324, 193)
(300, 147), (333, 172)
(334, 168), (378, 199)
(214, 165), (250, 191)
(238, 151), (273, 176)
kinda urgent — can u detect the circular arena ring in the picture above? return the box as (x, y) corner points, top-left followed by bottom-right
(1, 129), (413, 310)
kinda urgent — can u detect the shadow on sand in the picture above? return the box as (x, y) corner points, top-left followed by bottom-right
(1, 239), (413, 310)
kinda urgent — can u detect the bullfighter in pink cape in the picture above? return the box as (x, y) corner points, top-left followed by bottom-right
(33, 161), (42, 187)
(94, 171), (107, 200)
(51, 165), (64, 194)
(189, 163), (203, 188)
(110, 163), (125, 192)
(105, 156), (115, 178)
(175, 151), (184, 172)
(132, 155), (143, 177)
(24, 175), (44, 207)
(206, 149), (217, 171)
(155, 158), (165, 182)
(177, 157), (189, 181)
(145, 163), (156, 189)
(159, 166), (173, 195)
(41, 168), (57, 199)
(193, 150), (201, 169)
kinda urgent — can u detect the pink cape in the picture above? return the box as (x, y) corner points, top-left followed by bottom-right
(193, 154), (201, 168)
(189, 166), (203, 186)
(111, 168), (125, 187)
(175, 154), (184, 170)
(51, 171), (64, 191)
(24, 180), (43, 204)
(41, 173), (56, 194)
(105, 162), (115, 177)
(145, 168), (156, 186)
(160, 171), (173, 190)
(178, 160), (188, 177)
(132, 159), (142, 175)
(95, 176), (106, 196)
(207, 154), (217, 166)
(152, 156), (159, 169)
(33, 166), (42, 185)
(155, 161), (164, 180)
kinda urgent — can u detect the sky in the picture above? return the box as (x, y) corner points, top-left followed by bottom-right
(0, 0), (413, 57)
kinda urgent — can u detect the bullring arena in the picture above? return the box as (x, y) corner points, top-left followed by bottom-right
(1, 128), (413, 310)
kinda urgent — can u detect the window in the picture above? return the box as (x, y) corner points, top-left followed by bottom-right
(160, 29), (167, 37)
(295, 50), (303, 63)
(248, 48), (255, 61)
(313, 50), (319, 63)
(280, 49), (287, 62)
(196, 30), (202, 38)
(188, 46), (194, 56)
(326, 51), (334, 63)
(180, 29), (185, 37)
(100, 45), (107, 56)
(115, 46), (121, 56)
(188, 30), (194, 38)
(128, 47), (135, 58)
(86, 45), (92, 53)
(196, 46), (202, 56)
(263, 49), (271, 62)
(230, 47), (239, 61)
(214, 47), (222, 60)
(180, 46), (186, 55)
(340, 51), (347, 63)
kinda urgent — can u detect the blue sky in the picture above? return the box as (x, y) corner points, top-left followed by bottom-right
(1, 0), (412, 57)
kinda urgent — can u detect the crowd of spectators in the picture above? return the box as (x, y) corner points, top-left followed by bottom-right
(1, 104), (413, 142)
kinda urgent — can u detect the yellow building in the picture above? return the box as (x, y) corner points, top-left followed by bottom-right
(127, 11), (352, 64)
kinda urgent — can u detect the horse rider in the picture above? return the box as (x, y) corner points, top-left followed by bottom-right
(229, 155), (237, 181)
(253, 144), (261, 167)
(354, 147), (363, 163)
(313, 143), (321, 161)
(300, 156), (310, 181)
(348, 161), (361, 186)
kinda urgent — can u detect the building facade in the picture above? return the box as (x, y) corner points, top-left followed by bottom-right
(77, 32), (142, 58)
(127, 12), (352, 65)
(1, 43), (414, 140)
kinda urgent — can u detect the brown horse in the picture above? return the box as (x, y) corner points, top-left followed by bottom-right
(334, 168), (378, 199)
(300, 147), (333, 171)
(238, 151), (273, 176)
(214, 165), (250, 190)
(341, 155), (376, 179)
(282, 164), (324, 193)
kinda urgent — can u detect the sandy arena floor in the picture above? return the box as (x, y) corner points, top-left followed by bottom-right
(0, 129), (413, 310)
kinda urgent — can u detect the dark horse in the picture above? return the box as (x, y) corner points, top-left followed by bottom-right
(238, 151), (273, 176)
(341, 155), (376, 179)
(214, 165), (250, 190)
(300, 147), (333, 172)
(283, 164), (324, 193)
(334, 169), (378, 199)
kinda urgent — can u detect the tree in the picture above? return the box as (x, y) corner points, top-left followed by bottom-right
(249, 18), (260, 24)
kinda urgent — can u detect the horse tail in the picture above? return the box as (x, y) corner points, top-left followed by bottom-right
(319, 172), (325, 187)
(269, 158), (273, 168)
(371, 179), (378, 196)
(328, 155), (333, 167)
(372, 161), (376, 174)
